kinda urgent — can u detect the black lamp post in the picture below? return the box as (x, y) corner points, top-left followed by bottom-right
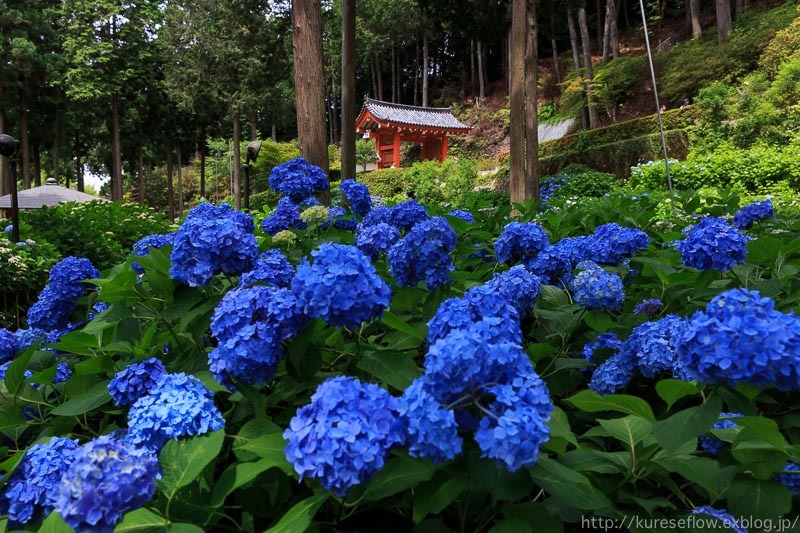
(243, 140), (262, 210)
(0, 134), (21, 243)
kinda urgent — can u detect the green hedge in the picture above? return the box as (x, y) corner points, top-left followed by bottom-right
(359, 168), (408, 199)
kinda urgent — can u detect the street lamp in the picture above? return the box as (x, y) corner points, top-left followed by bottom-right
(242, 140), (262, 210)
(0, 134), (21, 243)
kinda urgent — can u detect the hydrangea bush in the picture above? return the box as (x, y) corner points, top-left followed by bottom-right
(0, 158), (798, 531)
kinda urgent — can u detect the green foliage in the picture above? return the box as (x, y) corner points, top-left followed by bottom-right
(0, 237), (60, 329)
(248, 190), (283, 214)
(405, 159), (478, 207)
(359, 168), (408, 200)
(355, 139), (378, 171)
(592, 56), (647, 120)
(543, 165), (620, 203)
(696, 82), (734, 123)
(22, 201), (171, 270)
(759, 11), (800, 76)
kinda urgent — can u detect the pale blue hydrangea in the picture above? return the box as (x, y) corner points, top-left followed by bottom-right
(484, 265), (541, 314)
(427, 285), (522, 346)
(355, 222), (400, 261)
(587, 223), (649, 265)
(674, 217), (748, 271)
(27, 257), (99, 331)
(268, 158), (329, 203)
(388, 217), (457, 289)
(108, 358), (168, 407)
(339, 179), (372, 217)
(262, 197), (308, 236)
(494, 222), (549, 264)
(399, 378), (462, 463)
(570, 261), (625, 311)
(238, 249), (295, 289)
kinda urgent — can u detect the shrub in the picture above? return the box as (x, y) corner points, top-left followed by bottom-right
(0, 236), (60, 329)
(359, 168), (408, 199)
(758, 10), (800, 76)
(405, 159), (478, 207)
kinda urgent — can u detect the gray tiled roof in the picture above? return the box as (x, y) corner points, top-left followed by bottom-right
(363, 98), (471, 131)
(0, 183), (105, 209)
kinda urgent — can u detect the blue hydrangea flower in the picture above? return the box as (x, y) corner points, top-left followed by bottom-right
(339, 179), (372, 217)
(623, 315), (686, 379)
(446, 209), (475, 223)
(388, 217), (457, 289)
(0, 361), (32, 382)
(325, 206), (357, 231)
(677, 288), (800, 391)
(587, 223), (649, 265)
(283, 376), (405, 497)
(484, 265), (541, 314)
(0, 328), (18, 363)
(108, 358), (168, 407)
(427, 285), (522, 346)
(776, 462), (800, 496)
(170, 203), (258, 287)
(53, 435), (160, 533)
(674, 217), (748, 271)
(570, 261), (625, 311)
(399, 377), (462, 463)
(27, 257), (100, 331)
(262, 197), (307, 236)
(700, 412), (743, 455)
(358, 205), (393, 231)
(589, 350), (636, 395)
(268, 158), (329, 203)
(524, 244), (573, 285)
(127, 373), (225, 453)
(356, 222), (401, 261)
(238, 249), (294, 289)
(494, 222), (549, 264)
(0, 437), (80, 525)
(582, 333), (622, 364)
(733, 199), (775, 229)
(54, 363), (72, 384)
(132, 233), (174, 273)
(634, 298), (663, 316)
(388, 200), (429, 231)
(691, 507), (747, 533)
(555, 236), (592, 265)
(210, 286), (305, 387)
(292, 244), (391, 329)
(14, 328), (48, 352)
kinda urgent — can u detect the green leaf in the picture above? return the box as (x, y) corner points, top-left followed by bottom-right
(655, 379), (700, 410)
(381, 311), (426, 340)
(159, 430), (225, 494)
(168, 524), (205, 533)
(654, 457), (737, 500)
(736, 416), (787, 452)
(39, 512), (74, 533)
(210, 458), (278, 507)
(50, 381), (111, 416)
(565, 390), (655, 422)
(598, 416), (653, 449)
(232, 422), (293, 475)
(357, 351), (421, 391)
(413, 471), (471, 522)
(115, 508), (169, 532)
(727, 477), (793, 520)
(264, 492), (329, 533)
(530, 456), (612, 511)
(363, 453), (436, 502)
(583, 310), (615, 332)
(4, 349), (34, 397)
(653, 396), (722, 452)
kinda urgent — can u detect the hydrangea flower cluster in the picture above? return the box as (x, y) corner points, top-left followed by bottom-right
(691, 507), (747, 533)
(494, 222), (549, 264)
(582, 332), (622, 364)
(673, 217), (748, 271)
(388, 200), (429, 231)
(570, 261), (625, 311)
(127, 373), (225, 452)
(0, 437), (79, 525)
(524, 243), (573, 285)
(210, 286), (305, 387)
(339, 179), (372, 217)
(776, 462), (800, 495)
(634, 298), (663, 316)
(268, 158), (329, 203)
(589, 350), (635, 395)
(355, 222), (400, 261)
(53, 435), (160, 533)
(358, 205), (392, 231)
(0, 328), (17, 363)
(587, 223), (649, 265)
(699, 412), (743, 455)
(170, 203), (258, 287)
(107, 358), (168, 407)
(733, 199), (775, 229)
(131, 233), (174, 273)
(326, 206), (357, 231)
(677, 288), (800, 391)
(238, 249), (294, 289)
(483, 265), (541, 314)
(388, 217), (457, 289)
(262, 197), (307, 236)
(427, 285), (522, 345)
(292, 243), (391, 328)
(27, 257), (99, 331)
(300, 205), (330, 225)
(54, 363), (72, 384)
(446, 209), (475, 223)
(283, 376), (405, 496)
(398, 378), (462, 463)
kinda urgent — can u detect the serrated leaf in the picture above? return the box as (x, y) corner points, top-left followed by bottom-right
(264, 492), (329, 533)
(530, 457), (612, 511)
(159, 430), (224, 495)
(653, 396), (721, 452)
(38, 511), (73, 533)
(598, 416), (653, 449)
(413, 472), (471, 522)
(727, 477), (793, 520)
(363, 454), (436, 501)
(655, 379), (699, 410)
(115, 508), (169, 532)
(565, 390), (655, 422)
(50, 381), (111, 416)
(357, 351), (420, 391)
(210, 458), (278, 507)
(381, 311), (426, 340)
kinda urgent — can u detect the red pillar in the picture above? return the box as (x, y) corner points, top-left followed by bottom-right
(393, 131), (401, 168)
(440, 135), (448, 162)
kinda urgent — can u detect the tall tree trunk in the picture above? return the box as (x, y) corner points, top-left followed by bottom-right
(137, 144), (144, 203)
(735, 0), (744, 19)
(200, 126), (207, 198)
(75, 132), (84, 192)
(609, 0), (620, 58)
(477, 40), (486, 100)
(526, 0), (540, 201)
(52, 113), (60, 186)
(413, 35), (420, 106)
(233, 113), (242, 209)
(374, 52), (384, 101)
(579, 7), (599, 129)
(177, 146), (183, 219)
(292, 0), (330, 192)
(341, 0), (356, 180)
(596, 0), (603, 45)
(327, 90), (335, 145)
(391, 45), (397, 103)
(20, 105), (30, 189)
(690, 0), (702, 39)
(166, 144), (174, 221)
(369, 54), (377, 98)
(470, 39), (476, 95)
(111, 93), (123, 200)
(331, 76), (339, 146)
(272, 124), (277, 142)
(0, 82), (6, 196)
(33, 143), (41, 187)
(249, 114), (257, 141)
(568, 9), (589, 129)
(552, 38), (562, 83)
(422, 33), (430, 107)
(509, 0), (529, 204)
(716, 0), (732, 43)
